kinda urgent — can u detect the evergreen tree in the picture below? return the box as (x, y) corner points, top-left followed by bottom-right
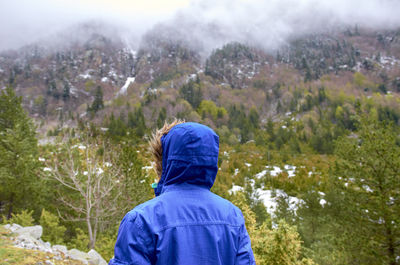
(90, 86), (104, 113)
(128, 107), (146, 138)
(157, 107), (167, 128)
(117, 142), (151, 213)
(62, 82), (70, 101)
(248, 107), (260, 129)
(107, 113), (127, 139)
(0, 87), (40, 219)
(333, 117), (400, 264)
(179, 80), (203, 109)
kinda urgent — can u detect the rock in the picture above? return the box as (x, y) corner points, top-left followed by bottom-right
(53, 244), (68, 254)
(74, 258), (89, 265)
(87, 249), (107, 265)
(15, 233), (53, 253)
(16, 234), (39, 246)
(14, 225), (43, 240)
(44, 242), (51, 249)
(8, 223), (23, 232)
(4, 224), (11, 230)
(45, 260), (54, 265)
(68, 248), (89, 264)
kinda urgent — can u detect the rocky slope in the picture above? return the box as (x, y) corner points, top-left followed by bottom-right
(1, 224), (107, 265)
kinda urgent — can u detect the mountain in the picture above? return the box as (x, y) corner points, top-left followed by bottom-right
(0, 21), (399, 135)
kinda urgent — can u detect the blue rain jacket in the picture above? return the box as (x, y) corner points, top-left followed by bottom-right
(109, 122), (255, 265)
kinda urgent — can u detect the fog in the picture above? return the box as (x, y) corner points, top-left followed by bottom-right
(1, 0), (400, 52)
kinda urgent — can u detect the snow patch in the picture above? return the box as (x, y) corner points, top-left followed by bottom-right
(228, 185), (244, 195)
(268, 166), (283, 176)
(117, 77), (135, 96)
(284, 165), (296, 178)
(256, 165), (297, 178)
(363, 185), (373, 193)
(255, 170), (267, 179)
(256, 189), (304, 217)
(79, 73), (91, 79)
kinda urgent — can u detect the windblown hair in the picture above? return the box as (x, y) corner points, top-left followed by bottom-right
(149, 119), (185, 178)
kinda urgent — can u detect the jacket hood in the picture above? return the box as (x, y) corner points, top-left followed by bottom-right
(154, 122), (219, 196)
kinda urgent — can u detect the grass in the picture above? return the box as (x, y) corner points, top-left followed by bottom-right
(0, 226), (84, 265)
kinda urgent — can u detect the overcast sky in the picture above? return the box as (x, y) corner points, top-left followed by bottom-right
(1, 0), (400, 51)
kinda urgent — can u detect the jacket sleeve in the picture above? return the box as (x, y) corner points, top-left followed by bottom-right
(235, 223), (256, 265)
(109, 212), (155, 265)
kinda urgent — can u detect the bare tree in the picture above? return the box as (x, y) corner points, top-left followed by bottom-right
(48, 136), (122, 249)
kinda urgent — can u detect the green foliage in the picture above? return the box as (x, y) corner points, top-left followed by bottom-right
(254, 220), (314, 265)
(69, 228), (89, 252)
(39, 209), (66, 244)
(106, 113), (127, 140)
(353, 72), (366, 87)
(157, 107), (167, 128)
(3, 210), (34, 227)
(95, 232), (117, 262)
(197, 100), (227, 121)
(0, 86), (40, 219)
(127, 106), (147, 137)
(333, 116), (400, 264)
(179, 78), (203, 109)
(232, 192), (313, 265)
(88, 86), (104, 114)
(117, 141), (151, 213)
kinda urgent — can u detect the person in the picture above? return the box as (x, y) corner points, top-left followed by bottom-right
(109, 120), (255, 265)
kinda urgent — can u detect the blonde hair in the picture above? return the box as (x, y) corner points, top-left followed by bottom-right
(149, 119), (185, 178)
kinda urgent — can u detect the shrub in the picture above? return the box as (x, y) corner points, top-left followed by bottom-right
(3, 210), (34, 226)
(68, 228), (90, 251)
(39, 209), (66, 244)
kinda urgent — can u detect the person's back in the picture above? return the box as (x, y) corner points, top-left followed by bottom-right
(109, 122), (255, 265)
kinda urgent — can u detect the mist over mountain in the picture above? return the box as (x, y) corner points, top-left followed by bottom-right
(1, 0), (400, 142)
(2, 0), (400, 53)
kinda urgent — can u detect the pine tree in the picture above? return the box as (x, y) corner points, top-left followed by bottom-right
(333, 117), (400, 264)
(90, 86), (104, 113)
(179, 80), (203, 109)
(0, 87), (40, 219)
(62, 82), (70, 101)
(157, 107), (167, 128)
(127, 107), (146, 138)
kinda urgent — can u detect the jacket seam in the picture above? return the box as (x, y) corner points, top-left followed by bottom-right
(167, 155), (218, 159)
(156, 221), (241, 233)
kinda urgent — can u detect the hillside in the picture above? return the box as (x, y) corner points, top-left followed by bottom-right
(0, 24), (399, 135)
